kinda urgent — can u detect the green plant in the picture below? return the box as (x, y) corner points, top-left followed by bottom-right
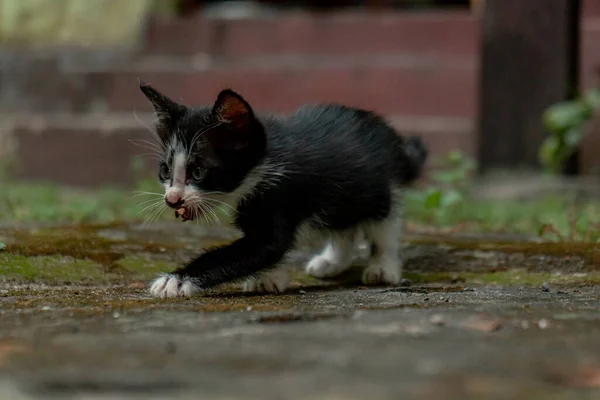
(405, 151), (477, 223)
(539, 88), (600, 173)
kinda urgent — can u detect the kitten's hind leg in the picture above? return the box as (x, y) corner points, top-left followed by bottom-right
(362, 214), (402, 286)
(305, 233), (355, 279)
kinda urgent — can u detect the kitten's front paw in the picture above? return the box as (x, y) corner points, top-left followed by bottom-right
(243, 269), (290, 294)
(149, 274), (202, 298)
(362, 260), (402, 286)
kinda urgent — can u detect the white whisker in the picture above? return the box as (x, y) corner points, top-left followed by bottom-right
(199, 206), (208, 227)
(151, 205), (167, 224)
(137, 200), (164, 216)
(143, 203), (166, 226)
(192, 204), (201, 227)
(196, 202), (211, 227)
(202, 197), (237, 213)
(128, 139), (164, 154)
(136, 198), (161, 206)
(136, 198), (166, 208)
(199, 201), (218, 226)
(134, 109), (164, 146)
(137, 153), (164, 161)
(132, 191), (164, 198)
(205, 203), (222, 226)
(194, 201), (211, 226)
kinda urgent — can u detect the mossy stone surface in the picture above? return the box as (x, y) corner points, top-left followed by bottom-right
(2, 223), (600, 399)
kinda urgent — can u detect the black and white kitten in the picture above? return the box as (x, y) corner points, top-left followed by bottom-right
(139, 82), (428, 298)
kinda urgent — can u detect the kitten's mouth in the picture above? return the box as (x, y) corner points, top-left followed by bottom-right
(175, 206), (196, 222)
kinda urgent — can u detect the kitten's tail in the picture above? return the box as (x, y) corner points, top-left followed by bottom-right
(398, 135), (428, 184)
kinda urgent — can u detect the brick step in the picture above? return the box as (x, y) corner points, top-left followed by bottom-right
(144, 11), (479, 56)
(103, 55), (477, 117)
(2, 113), (473, 187)
(2, 53), (477, 117)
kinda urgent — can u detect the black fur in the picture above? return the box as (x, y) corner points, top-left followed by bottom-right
(140, 83), (428, 290)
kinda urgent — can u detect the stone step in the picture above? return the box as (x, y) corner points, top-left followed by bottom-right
(2, 113), (473, 187)
(144, 11), (479, 57)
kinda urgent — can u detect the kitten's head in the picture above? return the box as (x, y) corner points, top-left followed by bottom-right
(139, 82), (266, 220)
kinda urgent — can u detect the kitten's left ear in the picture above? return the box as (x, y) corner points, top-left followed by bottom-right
(139, 81), (184, 122)
(212, 89), (253, 130)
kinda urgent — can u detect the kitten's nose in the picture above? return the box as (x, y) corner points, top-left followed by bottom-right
(165, 198), (183, 208)
(165, 191), (183, 208)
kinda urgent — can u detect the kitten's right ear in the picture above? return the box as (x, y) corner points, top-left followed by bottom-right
(139, 81), (184, 124)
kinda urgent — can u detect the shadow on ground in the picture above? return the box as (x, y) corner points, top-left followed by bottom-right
(1, 223), (600, 399)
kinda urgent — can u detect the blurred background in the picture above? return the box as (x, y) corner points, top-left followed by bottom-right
(0, 0), (599, 237)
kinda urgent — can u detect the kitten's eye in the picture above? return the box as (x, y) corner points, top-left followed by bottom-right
(159, 163), (170, 180)
(191, 167), (206, 181)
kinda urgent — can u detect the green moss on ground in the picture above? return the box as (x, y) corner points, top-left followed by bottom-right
(0, 253), (187, 284)
(0, 254), (111, 284)
(1, 223), (599, 288)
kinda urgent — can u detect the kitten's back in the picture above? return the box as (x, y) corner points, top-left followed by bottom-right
(268, 104), (427, 186)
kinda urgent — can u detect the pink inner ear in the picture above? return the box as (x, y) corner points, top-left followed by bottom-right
(218, 95), (249, 127)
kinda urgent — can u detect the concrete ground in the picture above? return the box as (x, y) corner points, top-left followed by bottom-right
(1, 223), (600, 399)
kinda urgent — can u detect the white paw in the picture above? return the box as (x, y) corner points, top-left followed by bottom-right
(243, 269), (290, 294)
(149, 274), (202, 298)
(305, 255), (349, 278)
(362, 260), (402, 286)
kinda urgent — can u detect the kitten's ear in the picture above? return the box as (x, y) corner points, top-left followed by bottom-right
(139, 81), (184, 123)
(212, 89), (253, 130)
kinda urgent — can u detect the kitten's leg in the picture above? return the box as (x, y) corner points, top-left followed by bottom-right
(362, 214), (402, 285)
(149, 219), (297, 298)
(243, 267), (290, 294)
(305, 233), (355, 279)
